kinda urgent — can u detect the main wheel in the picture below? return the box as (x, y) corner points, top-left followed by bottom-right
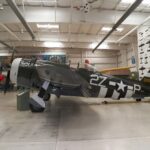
(29, 104), (45, 113)
(43, 93), (51, 101)
(136, 99), (141, 102)
(102, 101), (108, 104)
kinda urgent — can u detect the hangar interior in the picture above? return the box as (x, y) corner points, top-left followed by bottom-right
(0, 0), (150, 150)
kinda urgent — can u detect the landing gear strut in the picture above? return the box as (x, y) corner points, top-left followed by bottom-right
(29, 81), (50, 112)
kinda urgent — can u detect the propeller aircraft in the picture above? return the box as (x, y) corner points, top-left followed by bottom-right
(4, 56), (150, 113)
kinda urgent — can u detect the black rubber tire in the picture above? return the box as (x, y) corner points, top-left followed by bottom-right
(102, 101), (108, 104)
(43, 94), (51, 101)
(29, 104), (45, 113)
(136, 99), (141, 102)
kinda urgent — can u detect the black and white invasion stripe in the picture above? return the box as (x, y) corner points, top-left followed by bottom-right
(98, 81), (134, 100)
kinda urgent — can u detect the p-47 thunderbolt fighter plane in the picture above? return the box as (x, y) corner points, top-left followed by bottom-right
(8, 58), (150, 112)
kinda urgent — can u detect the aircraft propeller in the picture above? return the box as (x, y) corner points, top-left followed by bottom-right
(4, 49), (15, 94)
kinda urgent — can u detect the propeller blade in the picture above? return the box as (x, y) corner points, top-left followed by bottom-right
(4, 70), (10, 94)
(10, 48), (15, 63)
(4, 48), (16, 94)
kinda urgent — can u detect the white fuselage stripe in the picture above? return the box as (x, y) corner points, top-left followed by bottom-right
(111, 90), (120, 99)
(109, 81), (116, 86)
(125, 90), (133, 98)
(98, 87), (108, 98)
(42, 81), (50, 90)
(127, 86), (133, 90)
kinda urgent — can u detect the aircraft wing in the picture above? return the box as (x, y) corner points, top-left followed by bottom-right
(36, 64), (80, 85)
(36, 64), (91, 97)
(100, 67), (130, 76)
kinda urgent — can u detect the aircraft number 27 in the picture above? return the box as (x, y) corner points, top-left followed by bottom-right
(90, 74), (107, 87)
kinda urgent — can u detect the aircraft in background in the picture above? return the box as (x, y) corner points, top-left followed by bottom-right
(4, 57), (150, 113)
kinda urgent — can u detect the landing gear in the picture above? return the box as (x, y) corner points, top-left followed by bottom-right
(102, 101), (108, 104)
(136, 99), (141, 102)
(29, 94), (46, 113)
(29, 103), (45, 113)
(29, 81), (51, 113)
(43, 94), (51, 101)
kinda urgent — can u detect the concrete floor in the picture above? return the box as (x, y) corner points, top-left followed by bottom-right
(0, 92), (150, 150)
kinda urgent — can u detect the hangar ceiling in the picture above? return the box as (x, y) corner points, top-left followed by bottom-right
(0, 0), (150, 53)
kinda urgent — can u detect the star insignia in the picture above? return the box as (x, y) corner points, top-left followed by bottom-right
(117, 80), (126, 92)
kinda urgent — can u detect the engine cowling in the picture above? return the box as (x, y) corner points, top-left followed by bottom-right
(10, 58), (22, 84)
(10, 58), (39, 88)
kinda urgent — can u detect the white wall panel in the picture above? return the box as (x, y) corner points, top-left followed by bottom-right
(95, 64), (118, 70)
(66, 49), (118, 69)
(117, 46), (138, 72)
(0, 47), (118, 70)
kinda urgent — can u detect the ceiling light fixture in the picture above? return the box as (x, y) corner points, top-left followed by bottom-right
(121, 0), (150, 5)
(121, 0), (135, 4)
(90, 43), (109, 49)
(43, 51), (66, 55)
(116, 27), (124, 32)
(101, 27), (112, 32)
(37, 24), (59, 29)
(101, 27), (124, 32)
(26, 0), (57, 3)
(142, 0), (150, 5)
(44, 42), (63, 48)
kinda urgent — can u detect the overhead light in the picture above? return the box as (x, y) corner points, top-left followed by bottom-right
(37, 24), (59, 29)
(121, 0), (150, 5)
(0, 53), (10, 56)
(116, 28), (124, 32)
(43, 51), (66, 55)
(26, 0), (57, 3)
(142, 0), (150, 5)
(101, 27), (112, 32)
(44, 42), (63, 48)
(90, 43), (109, 49)
(121, 0), (135, 4)
(101, 27), (124, 32)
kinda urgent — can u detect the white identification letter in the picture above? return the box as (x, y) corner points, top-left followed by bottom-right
(134, 84), (141, 93)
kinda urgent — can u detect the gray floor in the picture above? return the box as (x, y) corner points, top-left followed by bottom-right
(0, 92), (150, 150)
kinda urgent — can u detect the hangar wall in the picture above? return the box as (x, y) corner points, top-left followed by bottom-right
(117, 44), (138, 72)
(0, 47), (118, 70)
(66, 49), (118, 70)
